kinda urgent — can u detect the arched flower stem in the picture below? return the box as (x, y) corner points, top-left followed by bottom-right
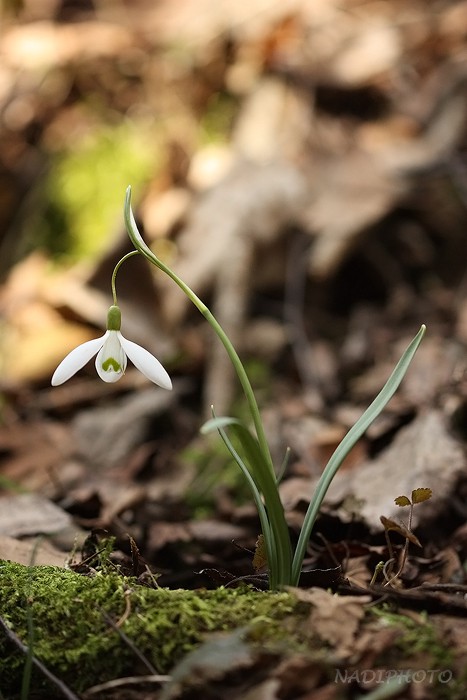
(111, 250), (140, 306)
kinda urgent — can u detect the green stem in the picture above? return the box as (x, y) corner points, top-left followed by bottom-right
(111, 250), (140, 305)
(124, 187), (292, 587)
(124, 189), (271, 469)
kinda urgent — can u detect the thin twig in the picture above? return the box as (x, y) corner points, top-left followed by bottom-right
(83, 674), (171, 696)
(384, 502), (413, 586)
(0, 617), (80, 700)
(98, 605), (159, 674)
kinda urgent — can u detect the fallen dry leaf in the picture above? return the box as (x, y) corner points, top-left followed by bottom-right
(0, 493), (72, 538)
(240, 679), (280, 700)
(273, 655), (329, 699)
(73, 387), (176, 471)
(290, 587), (371, 656)
(0, 533), (68, 568)
(326, 410), (466, 530)
(0, 418), (74, 493)
(161, 628), (253, 700)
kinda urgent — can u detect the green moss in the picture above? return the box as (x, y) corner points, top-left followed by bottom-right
(0, 561), (302, 696)
(37, 121), (156, 262)
(370, 605), (458, 697)
(372, 607), (453, 668)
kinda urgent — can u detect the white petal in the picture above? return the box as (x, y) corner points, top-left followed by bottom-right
(95, 331), (127, 383)
(51, 335), (106, 386)
(118, 333), (172, 389)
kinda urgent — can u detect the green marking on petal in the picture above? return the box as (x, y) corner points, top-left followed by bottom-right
(102, 357), (122, 372)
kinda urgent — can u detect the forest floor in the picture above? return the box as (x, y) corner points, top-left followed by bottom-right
(1, 1), (467, 698)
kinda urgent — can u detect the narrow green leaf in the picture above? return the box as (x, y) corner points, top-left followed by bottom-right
(276, 446), (291, 485)
(291, 325), (426, 585)
(206, 418), (277, 579)
(202, 416), (269, 488)
(203, 413), (292, 588)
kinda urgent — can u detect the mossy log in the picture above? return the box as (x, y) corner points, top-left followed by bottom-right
(0, 561), (303, 696)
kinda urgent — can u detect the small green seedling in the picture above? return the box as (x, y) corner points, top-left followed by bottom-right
(378, 487), (432, 587)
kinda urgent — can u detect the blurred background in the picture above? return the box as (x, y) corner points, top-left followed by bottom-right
(1, 0), (467, 581)
(1, 0), (467, 387)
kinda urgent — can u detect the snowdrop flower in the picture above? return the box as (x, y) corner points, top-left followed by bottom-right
(51, 305), (172, 389)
